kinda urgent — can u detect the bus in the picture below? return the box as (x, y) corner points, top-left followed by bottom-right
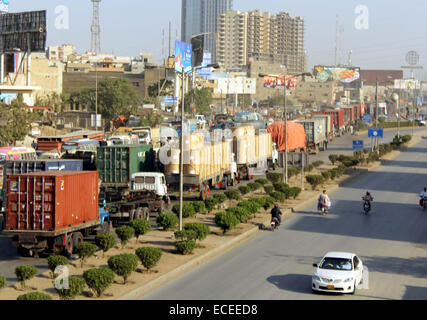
(61, 139), (100, 153)
(0, 147), (37, 161)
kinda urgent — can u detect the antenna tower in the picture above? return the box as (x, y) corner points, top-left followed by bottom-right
(91, 0), (102, 53)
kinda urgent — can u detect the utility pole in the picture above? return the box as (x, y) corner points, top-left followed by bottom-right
(283, 70), (288, 184)
(179, 69), (185, 231)
(375, 77), (379, 154)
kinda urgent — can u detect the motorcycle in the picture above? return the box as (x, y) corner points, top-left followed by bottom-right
(363, 200), (371, 215)
(421, 197), (427, 211)
(319, 203), (329, 215)
(271, 217), (280, 231)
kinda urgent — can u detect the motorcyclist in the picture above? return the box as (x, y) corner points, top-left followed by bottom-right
(420, 188), (427, 206)
(362, 191), (374, 210)
(271, 204), (282, 225)
(318, 190), (330, 211)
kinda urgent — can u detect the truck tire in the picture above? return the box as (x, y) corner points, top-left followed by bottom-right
(64, 235), (74, 258)
(72, 232), (84, 251)
(136, 207), (149, 220)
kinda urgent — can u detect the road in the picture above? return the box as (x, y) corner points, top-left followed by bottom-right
(142, 134), (427, 300)
(0, 127), (425, 288)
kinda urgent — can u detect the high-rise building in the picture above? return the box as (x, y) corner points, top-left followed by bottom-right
(217, 10), (306, 73)
(181, 0), (233, 63)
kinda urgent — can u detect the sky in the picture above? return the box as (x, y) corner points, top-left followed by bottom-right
(7, 0), (427, 79)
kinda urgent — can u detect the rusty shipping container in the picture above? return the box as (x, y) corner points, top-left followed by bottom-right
(5, 171), (99, 233)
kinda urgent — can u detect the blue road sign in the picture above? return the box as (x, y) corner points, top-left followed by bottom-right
(368, 128), (383, 138)
(353, 140), (364, 150)
(363, 114), (372, 124)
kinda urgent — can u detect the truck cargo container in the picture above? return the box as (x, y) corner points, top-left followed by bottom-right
(3, 171), (110, 256)
(312, 115), (333, 141)
(341, 106), (353, 127)
(62, 151), (97, 171)
(37, 130), (104, 152)
(296, 118), (327, 154)
(313, 110), (344, 136)
(97, 145), (166, 224)
(266, 122), (306, 152)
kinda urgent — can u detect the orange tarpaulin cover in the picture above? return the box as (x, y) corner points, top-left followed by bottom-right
(266, 122), (306, 152)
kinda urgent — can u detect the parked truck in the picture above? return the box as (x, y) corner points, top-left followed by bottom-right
(312, 114), (333, 142)
(296, 118), (327, 154)
(3, 171), (110, 257)
(97, 145), (169, 225)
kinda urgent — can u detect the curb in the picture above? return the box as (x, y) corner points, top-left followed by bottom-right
(117, 132), (426, 300)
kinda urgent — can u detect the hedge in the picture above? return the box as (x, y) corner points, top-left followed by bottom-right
(226, 206), (251, 223)
(321, 171), (331, 181)
(224, 189), (242, 201)
(135, 247), (162, 271)
(191, 201), (207, 213)
(115, 226), (135, 248)
(204, 197), (218, 213)
(213, 193), (227, 204)
(156, 213), (178, 231)
(266, 172), (283, 184)
(107, 254), (139, 284)
(214, 211), (239, 234)
(238, 185), (251, 195)
(306, 175), (324, 190)
(175, 240), (197, 255)
(269, 191), (286, 202)
(95, 234), (116, 258)
(75, 242), (98, 268)
(255, 178), (269, 185)
(47, 255), (69, 278)
(83, 268), (115, 297)
(238, 200), (261, 215)
(264, 185), (274, 194)
(184, 223), (210, 242)
(174, 229), (197, 241)
(273, 182), (289, 193)
(55, 276), (86, 300)
(129, 219), (151, 241)
(247, 182), (262, 191)
(329, 154), (338, 165)
(15, 265), (37, 288)
(172, 203), (196, 218)
(0, 274), (6, 290)
(17, 292), (52, 300)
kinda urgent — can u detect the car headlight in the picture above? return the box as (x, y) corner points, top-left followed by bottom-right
(344, 277), (354, 283)
(313, 275), (321, 281)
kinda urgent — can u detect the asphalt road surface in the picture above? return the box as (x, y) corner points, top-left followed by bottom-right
(142, 134), (427, 300)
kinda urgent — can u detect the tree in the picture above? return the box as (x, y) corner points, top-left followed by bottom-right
(0, 100), (39, 146)
(238, 94), (252, 110)
(184, 87), (212, 114)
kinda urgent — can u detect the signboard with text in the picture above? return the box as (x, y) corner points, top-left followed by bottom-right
(353, 140), (364, 150)
(263, 75), (297, 90)
(368, 128), (383, 138)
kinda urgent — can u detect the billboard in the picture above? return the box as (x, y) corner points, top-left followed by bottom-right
(215, 77), (256, 95)
(0, 10), (47, 52)
(191, 35), (204, 68)
(174, 40), (192, 74)
(263, 75), (297, 90)
(197, 51), (212, 76)
(394, 79), (420, 89)
(0, 0), (9, 13)
(314, 66), (360, 84)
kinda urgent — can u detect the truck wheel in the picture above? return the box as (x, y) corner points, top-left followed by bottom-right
(72, 232), (84, 252)
(129, 209), (136, 221)
(64, 235), (74, 258)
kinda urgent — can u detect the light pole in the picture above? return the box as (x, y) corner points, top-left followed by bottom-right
(392, 92), (400, 137)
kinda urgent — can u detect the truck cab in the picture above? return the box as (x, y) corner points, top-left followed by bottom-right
(131, 172), (168, 198)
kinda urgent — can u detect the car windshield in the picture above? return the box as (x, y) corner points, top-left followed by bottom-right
(320, 257), (353, 271)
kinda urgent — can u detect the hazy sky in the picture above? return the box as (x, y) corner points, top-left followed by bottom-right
(8, 0), (427, 78)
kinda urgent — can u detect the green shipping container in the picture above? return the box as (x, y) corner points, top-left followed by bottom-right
(97, 145), (155, 185)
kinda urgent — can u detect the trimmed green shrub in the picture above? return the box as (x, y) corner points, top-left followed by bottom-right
(204, 197), (218, 213)
(174, 229), (197, 241)
(172, 203), (196, 218)
(156, 213), (178, 231)
(175, 240), (197, 255)
(321, 171), (331, 181)
(115, 226), (135, 248)
(17, 292), (52, 300)
(224, 189), (242, 201)
(238, 200), (261, 215)
(269, 191), (286, 202)
(55, 276), (86, 300)
(306, 175), (324, 190)
(312, 161), (324, 167)
(135, 247), (162, 271)
(287, 167), (298, 178)
(328, 154), (338, 165)
(290, 187), (302, 199)
(262, 196), (276, 210)
(266, 172), (283, 184)
(15, 265), (37, 288)
(0, 274), (6, 290)
(226, 206), (251, 222)
(306, 164), (314, 172)
(213, 193), (227, 204)
(107, 254), (139, 284)
(47, 255), (69, 278)
(83, 268), (115, 297)
(95, 234), (116, 258)
(264, 185), (274, 194)
(247, 182), (262, 191)
(214, 211), (239, 234)
(184, 223), (210, 242)
(75, 242), (97, 268)
(238, 185), (251, 195)
(191, 201), (207, 213)
(255, 178), (269, 185)
(129, 219), (151, 241)
(273, 182), (289, 193)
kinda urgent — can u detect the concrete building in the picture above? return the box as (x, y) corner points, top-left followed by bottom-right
(216, 10), (306, 73)
(181, 0), (233, 63)
(0, 52), (64, 106)
(47, 44), (76, 62)
(294, 76), (335, 106)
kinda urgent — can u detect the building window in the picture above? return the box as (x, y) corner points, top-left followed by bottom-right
(132, 82), (140, 87)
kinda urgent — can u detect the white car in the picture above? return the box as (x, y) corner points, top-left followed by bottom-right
(312, 252), (364, 294)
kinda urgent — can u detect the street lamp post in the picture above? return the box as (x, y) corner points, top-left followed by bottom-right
(392, 92), (400, 138)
